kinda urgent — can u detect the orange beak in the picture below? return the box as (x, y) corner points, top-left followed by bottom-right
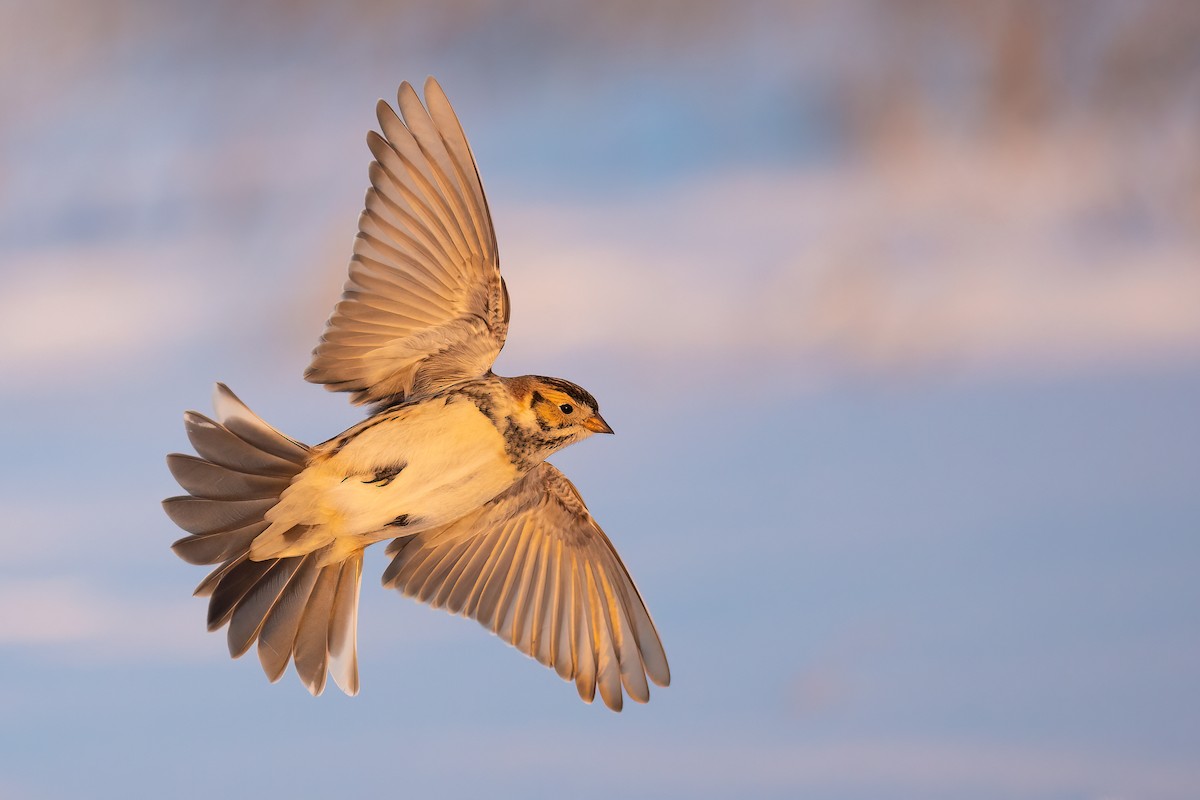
(582, 414), (614, 434)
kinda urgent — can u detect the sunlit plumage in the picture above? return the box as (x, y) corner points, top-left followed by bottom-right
(163, 77), (669, 710)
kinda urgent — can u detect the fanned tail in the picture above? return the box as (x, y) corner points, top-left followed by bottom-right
(163, 383), (363, 696)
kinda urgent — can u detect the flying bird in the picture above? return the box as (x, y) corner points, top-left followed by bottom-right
(162, 78), (669, 711)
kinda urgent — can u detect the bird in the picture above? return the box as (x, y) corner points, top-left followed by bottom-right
(162, 77), (669, 711)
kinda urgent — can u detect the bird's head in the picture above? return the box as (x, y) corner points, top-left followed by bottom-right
(503, 375), (613, 460)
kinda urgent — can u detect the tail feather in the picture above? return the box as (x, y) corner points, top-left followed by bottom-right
(163, 496), (277, 536)
(164, 383), (364, 696)
(212, 385), (310, 462)
(183, 411), (298, 476)
(171, 521), (268, 566)
(292, 565), (342, 694)
(208, 556), (275, 632)
(258, 554), (321, 682)
(228, 557), (306, 657)
(167, 454), (289, 500)
(193, 551), (246, 598)
(328, 552), (364, 696)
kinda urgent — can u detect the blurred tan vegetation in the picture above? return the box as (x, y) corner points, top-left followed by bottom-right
(4, 0), (1196, 200)
(1, 0), (1196, 381)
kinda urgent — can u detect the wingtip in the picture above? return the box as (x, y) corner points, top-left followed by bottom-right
(626, 679), (652, 705)
(597, 673), (624, 711)
(365, 128), (389, 152)
(649, 658), (671, 688)
(374, 98), (395, 128)
(397, 81), (418, 105)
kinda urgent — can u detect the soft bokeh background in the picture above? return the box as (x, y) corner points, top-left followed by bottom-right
(2, 1), (1198, 797)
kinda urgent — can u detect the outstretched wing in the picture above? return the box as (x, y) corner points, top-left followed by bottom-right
(382, 462), (670, 711)
(306, 77), (509, 406)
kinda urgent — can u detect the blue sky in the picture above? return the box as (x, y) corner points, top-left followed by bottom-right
(1, 2), (1198, 798)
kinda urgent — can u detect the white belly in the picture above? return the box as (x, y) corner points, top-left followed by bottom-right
(256, 395), (520, 560)
(331, 397), (516, 533)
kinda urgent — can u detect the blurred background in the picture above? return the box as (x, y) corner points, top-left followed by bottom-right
(1, 1), (1198, 797)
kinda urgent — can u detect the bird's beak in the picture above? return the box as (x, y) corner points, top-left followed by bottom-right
(582, 414), (614, 434)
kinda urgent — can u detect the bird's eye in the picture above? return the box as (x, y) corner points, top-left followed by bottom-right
(559, 403), (574, 414)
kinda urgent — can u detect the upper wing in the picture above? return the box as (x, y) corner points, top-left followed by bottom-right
(382, 462), (670, 711)
(305, 77), (509, 406)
